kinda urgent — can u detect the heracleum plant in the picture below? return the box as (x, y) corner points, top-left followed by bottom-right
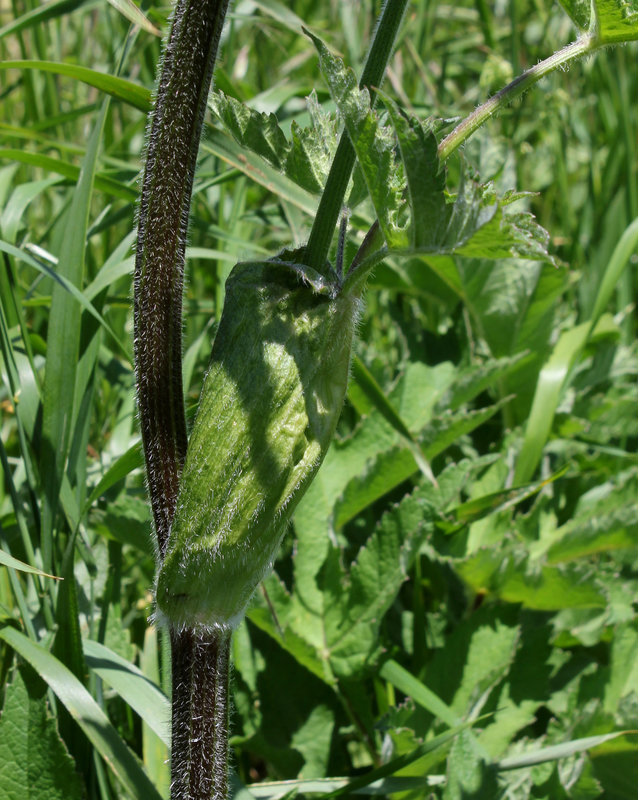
(133, 0), (638, 798)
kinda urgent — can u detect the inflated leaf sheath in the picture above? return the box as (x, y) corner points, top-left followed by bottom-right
(156, 253), (361, 630)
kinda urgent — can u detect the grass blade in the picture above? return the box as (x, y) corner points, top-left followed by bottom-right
(0, 61), (151, 111)
(83, 638), (170, 745)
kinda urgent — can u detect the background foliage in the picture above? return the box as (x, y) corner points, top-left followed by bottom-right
(0, 0), (637, 798)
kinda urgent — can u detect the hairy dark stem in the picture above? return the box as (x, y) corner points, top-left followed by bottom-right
(134, 0), (230, 556)
(170, 628), (232, 800)
(134, 1), (232, 798)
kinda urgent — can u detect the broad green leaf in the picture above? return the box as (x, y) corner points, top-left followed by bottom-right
(91, 493), (153, 554)
(0, 61), (151, 111)
(332, 401), (506, 529)
(424, 606), (520, 720)
(0, 666), (84, 800)
(456, 546), (607, 610)
(296, 361), (459, 539)
(604, 622), (638, 715)
(541, 470), (638, 563)
(557, 0), (592, 30)
(593, 0), (638, 44)
(0, 626), (163, 800)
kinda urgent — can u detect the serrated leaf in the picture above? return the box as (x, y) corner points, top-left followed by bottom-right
(0, 666), (84, 800)
(444, 728), (499, 800)
(309, 33), (407, 248)
(311, 36), (559, 265)
(324, 487), (440, 677)
(425, 606), (520, 719)
(209, 90), (337, 195)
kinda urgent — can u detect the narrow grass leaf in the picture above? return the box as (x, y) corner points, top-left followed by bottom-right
(0, 61), (151, 111)
(1, 177), (62, 243)
(0, 149), (137, 201)
(139, 627), (170, 795)
(379, 659), (458, 727)
(0, 240), (130, 360)
(516, 219), (638, 482)
(0, 626), (163, 800)
(84, 638), (170, 745)
(497, 731), (633, 770)
(0, 0), (90, 40)
(325, 722), (475, 798)
(83, 442), (144, 514)
(40, 99), (110, 572)
(105, 0), (161, 36)
(0, 549), (60, 580)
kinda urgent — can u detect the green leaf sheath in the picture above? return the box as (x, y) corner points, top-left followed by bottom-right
(134, 0), (230, 556)
(157, 256), (362, 630)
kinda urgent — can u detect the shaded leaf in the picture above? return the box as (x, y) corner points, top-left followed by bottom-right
(0, 666), (83, 800)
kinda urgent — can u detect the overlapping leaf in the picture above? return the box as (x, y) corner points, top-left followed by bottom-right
(560, 0), (638, 42)
(209, 91), (337, 195)
(310, 35), (560, 265)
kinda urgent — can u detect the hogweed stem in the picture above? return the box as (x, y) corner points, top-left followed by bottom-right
(134, 1), (231, 798)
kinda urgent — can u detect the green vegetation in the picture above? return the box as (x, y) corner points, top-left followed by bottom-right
(1, 1), (637, 799)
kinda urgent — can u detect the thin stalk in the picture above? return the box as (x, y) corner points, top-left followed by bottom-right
(304, 0), (409, 273)
(438, 36), (595, 161)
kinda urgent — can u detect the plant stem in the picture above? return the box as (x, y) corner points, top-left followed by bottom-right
(134, 1), (231, 799)
(437, 36), (594, 161)
(134, 0), (230, 557)
(170, 628), (232, 800)
(304, 0), (409, 273)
